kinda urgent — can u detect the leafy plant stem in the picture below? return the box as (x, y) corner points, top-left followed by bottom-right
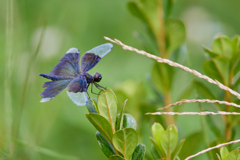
(198, 103), (214, 160)
(165, 92), (174, 125)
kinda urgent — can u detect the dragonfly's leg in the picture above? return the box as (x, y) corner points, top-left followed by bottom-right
(91, 83), (99, 95)
(94, 83), (106, 90)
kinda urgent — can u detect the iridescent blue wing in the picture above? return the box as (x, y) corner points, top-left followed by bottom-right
(51, 48), (80, 77)
(40, 79), (71, 102)
(80, 43), (113, 72)
(67, 76), (88, 106)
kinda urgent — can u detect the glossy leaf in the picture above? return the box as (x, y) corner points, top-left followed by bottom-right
(132, 144), (146, 160)
(224, 150), (240, 160)
(112, 128), (138, 160)
(115, 99), (128, 131)
(165, 19), (186, 54)
(86, 113), (113, 142)
(161, 125), (178, 155)
(220, 147), (229, 160)
(171, 139), (185, 159)
(122, 113), (137, 130)
(152, 123), (164, 146)
(98, 89), (118, 133)
(109, 155), (125, 160)
(96, 131), (116, 158)
(151, 62), (174, 93)
(86, 99), (98, 113)
(179, 132), (203, 159)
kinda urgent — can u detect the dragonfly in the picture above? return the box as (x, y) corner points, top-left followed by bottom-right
(39, 43), (113, 106)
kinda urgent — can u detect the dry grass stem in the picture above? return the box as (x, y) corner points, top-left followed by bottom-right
(104, 36), (240, 100)
(159, 99), (240, 110)
(146, 111), (240, 116)
(185, 139), (240, 160)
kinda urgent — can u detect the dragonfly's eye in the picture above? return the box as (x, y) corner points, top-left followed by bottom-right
(94, 72), (102, 82)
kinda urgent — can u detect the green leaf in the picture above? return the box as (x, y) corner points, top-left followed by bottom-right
(212, 57), (231, 85)
(220, 147), (229, 160)
(203, 46), (219, 58)
(86, 113), (113, 142)
(161, 125), (178, 156)
(132, 144), (146, 160)
(165, 19), (186, 54)
(86, 99), (98, 113)
(151, 145), (161, 159)
(122, 113), (137, 130)
(150, 137), (165, 157)
(203, 59), (223, 84)
(112, 128), (138, 160)
(216, 153), (222, 160)
(224, 150), (240, 160)
(96, 131), (116, 158)
(179, 132), (203, 159)
(98, 89), (118, 133)
(109, 155), (125, 160)
(115, 99), (128, 131)
(206, 115), (222, 137)
(151, 62), (174, 93)
(152, 122), (164, 146)
(194, 80), (216, 99)
(127, 0), (161, 36)
(171, 139), (185, 159)
(212, 35), (233, 58)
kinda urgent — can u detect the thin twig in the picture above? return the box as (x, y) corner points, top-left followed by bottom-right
(185, 139), (240, 160)
(104, 36), (240, 100)
(146, 111), (240, 115)
(158, 99), (240, 110)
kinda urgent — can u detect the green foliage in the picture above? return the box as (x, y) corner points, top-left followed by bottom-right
(150, 123), (185, 160)
(217, 147), (240, 160)
(86, 89), (145, 160)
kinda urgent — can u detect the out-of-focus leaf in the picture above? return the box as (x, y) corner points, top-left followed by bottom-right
(203, 60), (223, 84)
(151, 145), (161, 159)
(203, 46), (219, 58)
(98, 89), (118, 133)
(212, 35), (233, 58)
(86, 99), (98, 113)
(115, 99), (128, 131)
(132, 144), (146, 160)
(127, 0), (160, 36)
(179, 132), (203, 159)
(165, 19), (186, 54)
(213, 57), (231, 85)
(161, 125), (178, 155)
(96, 131), (116, 158)
(216, 153), (221, 160)
(171, 139), (185, 160)
(231, 36), (240, 55)
(206, 115), (222, 137)
(86, 113), (113, 142)
(109, 155), (125, 160)
(150, 137), (165, 157)
(151, 62), (174, 93)
(220, 147), (229, 160)
(224, 150), (240, 160)
(122, 113), (137, 130)
(112, 128), (138, 160)
(163, 0), (176, 18)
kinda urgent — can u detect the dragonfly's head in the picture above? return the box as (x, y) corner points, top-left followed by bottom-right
(93, 72), (102, 82)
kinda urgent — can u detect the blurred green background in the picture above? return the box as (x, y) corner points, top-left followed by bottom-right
(1, 0), (240, 159)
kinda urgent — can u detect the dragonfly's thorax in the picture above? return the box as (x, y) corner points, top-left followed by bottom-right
(82, 72), (94, 83)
